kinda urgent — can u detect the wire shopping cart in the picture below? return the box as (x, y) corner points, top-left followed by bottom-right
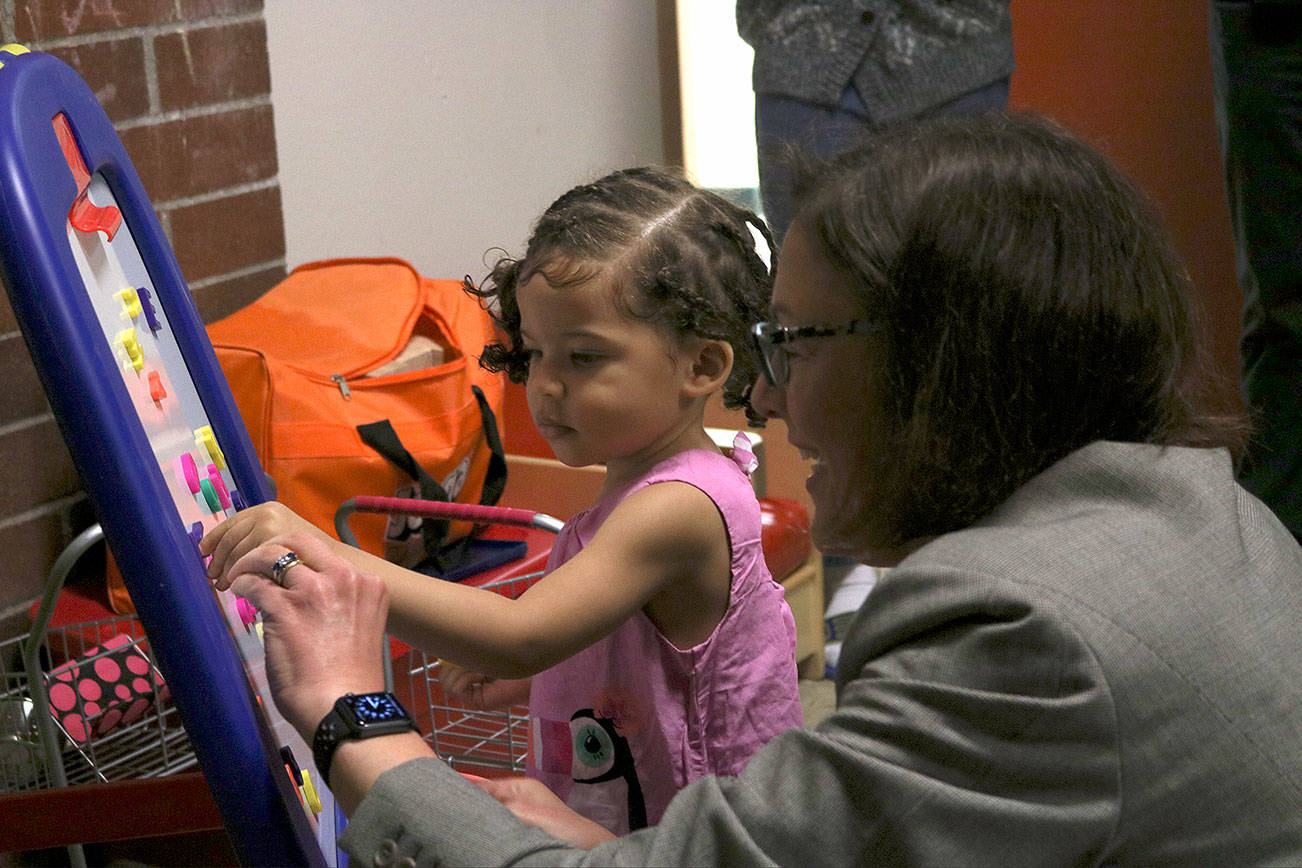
(335, 496), (563, 774)
(0, 525), (197, 797)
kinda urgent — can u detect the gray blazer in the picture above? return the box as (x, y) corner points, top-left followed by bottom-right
(340, 441), (1302, 866)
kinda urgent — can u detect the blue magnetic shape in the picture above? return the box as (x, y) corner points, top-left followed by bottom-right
(138, 285), (161, 332)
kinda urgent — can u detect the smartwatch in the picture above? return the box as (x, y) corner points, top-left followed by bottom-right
(312, 692), (419, 786)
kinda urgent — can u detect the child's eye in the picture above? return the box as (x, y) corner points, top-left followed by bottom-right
(569, 351), (602, 367)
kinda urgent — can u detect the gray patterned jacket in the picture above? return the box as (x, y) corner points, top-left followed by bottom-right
(737, 0), (1015, 123)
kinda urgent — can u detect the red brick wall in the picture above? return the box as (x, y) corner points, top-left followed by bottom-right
(0, 0), (286, 638)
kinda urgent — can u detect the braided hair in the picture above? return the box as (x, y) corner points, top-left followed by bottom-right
(465, 167), (774, 423)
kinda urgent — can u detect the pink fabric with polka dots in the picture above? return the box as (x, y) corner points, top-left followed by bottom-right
(43, 633), (165, 744)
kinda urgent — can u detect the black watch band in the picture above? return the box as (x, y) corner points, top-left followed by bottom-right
(311, 691), (419, 786)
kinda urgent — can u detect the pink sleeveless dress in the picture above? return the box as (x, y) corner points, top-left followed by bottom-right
(526, 445), (804, 834)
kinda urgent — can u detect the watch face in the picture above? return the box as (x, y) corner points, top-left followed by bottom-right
(344, 692), (408, 725)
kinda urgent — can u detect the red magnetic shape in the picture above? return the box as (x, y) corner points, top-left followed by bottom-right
(52, 113), (121, 240)
(69, 188), (122, 239)
(52, 113), (87, 189)
(148, 370), (167, 403)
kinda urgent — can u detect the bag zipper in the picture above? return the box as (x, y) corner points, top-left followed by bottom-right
(331, 374), (352, 400)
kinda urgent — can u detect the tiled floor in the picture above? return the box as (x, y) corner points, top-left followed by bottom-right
(799, 677), (835, 726)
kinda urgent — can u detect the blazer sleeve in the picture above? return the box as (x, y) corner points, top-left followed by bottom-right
(340, 564), (1123, 866)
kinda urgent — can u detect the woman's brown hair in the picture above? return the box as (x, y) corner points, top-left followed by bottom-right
(794, 111), (1246, 543)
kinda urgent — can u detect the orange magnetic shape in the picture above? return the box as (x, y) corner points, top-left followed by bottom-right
(148, 370), (167, 403)
(52, 113), (121, 240)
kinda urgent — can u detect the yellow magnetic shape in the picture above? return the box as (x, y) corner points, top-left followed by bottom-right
(301, 769), (322, 814)
(0, 45), (28, 69)
(116, 328), (144, 372)
(194, 425), (226, 470)
(116, 287), (142, 319)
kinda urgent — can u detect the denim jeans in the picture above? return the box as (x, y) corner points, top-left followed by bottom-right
(1209, 0), (1302, 541)
(754, 76), (1010, 246)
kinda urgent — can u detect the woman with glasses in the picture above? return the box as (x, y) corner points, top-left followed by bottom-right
(232, 112), (1302, 865)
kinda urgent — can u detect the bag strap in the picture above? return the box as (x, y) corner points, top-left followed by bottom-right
(356, 419), (452, 560)
(473, 385), (508, 509)
(355, 385), (508, 572)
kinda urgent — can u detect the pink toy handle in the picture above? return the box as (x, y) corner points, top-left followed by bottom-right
(334, 496), (563, 548)
(352, 496), (539, 527)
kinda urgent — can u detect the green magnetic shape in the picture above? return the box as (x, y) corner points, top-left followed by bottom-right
(199, 478), (221, 512)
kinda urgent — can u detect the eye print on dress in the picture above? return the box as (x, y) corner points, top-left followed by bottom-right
(569, 708), (647, 831)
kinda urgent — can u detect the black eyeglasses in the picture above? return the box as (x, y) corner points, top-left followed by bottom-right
(750, 319), (879, 387)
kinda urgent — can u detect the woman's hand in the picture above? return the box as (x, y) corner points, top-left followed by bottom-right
(201, 501), (336, 590)
(439, 661), (532, 711)
(221, 532), (389, 739)
(472, 776), (616, 849)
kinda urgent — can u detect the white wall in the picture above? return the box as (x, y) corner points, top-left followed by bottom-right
(264, 1), (665, 282)
(676, 0), (757, 191)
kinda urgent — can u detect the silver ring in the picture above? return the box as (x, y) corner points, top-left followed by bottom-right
(270, 551), (302, 586)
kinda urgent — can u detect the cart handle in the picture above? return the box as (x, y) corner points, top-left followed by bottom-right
(334, 496), (564, 548)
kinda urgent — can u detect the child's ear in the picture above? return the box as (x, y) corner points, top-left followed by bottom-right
(683, 339), (733, 398)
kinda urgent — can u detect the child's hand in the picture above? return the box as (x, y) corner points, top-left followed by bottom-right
(202, 502), (334, 590)
(440, 661), (531, 711)
(222, 532), (390, 740)
(471, 776), (615, 848)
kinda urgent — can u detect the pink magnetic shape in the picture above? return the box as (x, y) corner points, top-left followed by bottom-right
(207, 464), (232, 509)
(236, 596), (258, 628)
(174, 453), (200, 494)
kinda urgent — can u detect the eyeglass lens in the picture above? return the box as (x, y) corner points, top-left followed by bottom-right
(767, 342), (787, 387)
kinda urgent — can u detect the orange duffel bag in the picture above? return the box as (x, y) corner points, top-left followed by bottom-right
(205, 256), (507, 572)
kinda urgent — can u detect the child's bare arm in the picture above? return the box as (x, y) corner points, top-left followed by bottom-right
(204, 503), (539, 667)
(478, 480), (731, 666)
(203, 482), (727, 679)
(377, 480), (729, 675)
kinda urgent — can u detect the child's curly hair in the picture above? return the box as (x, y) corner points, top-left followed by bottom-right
(464, 167), (775, 424)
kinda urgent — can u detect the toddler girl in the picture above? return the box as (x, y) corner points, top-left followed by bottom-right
(204, 166), (803, 834)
